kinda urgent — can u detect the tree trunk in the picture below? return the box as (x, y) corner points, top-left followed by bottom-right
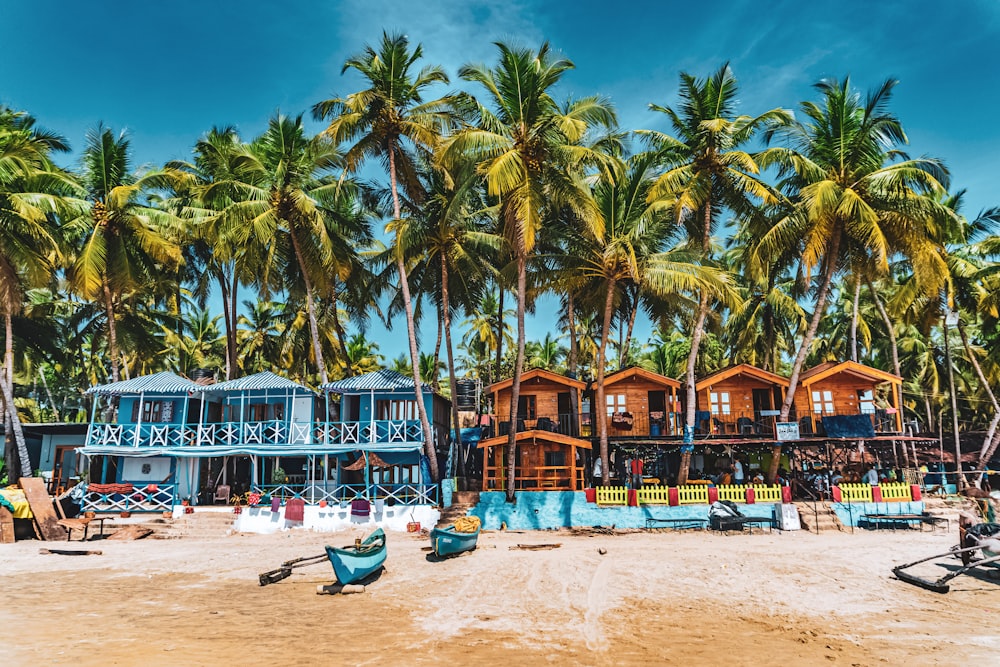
(596, 278), (617, 486)
(219, 271), (234, 380)
(331, 282), (353, 377)
(942, 317), (965, 490)
(288, 224), (329, 386)
(680, 200), (715, 485)
(495, 284), (504, 381)
(102, 278), (120, 383)
(441, 253), (464, 462)
(566, 294), (579, 437)
(0, 366), (33, 480)
(505, 253), (528, 502)
(388, 143), (439, 483)
(849, 275), (861, 362)
(772, 228), (842, 483)
(433, 304), (443, 392)
(38, 367), (60, 422)
(956, 321), (1000, 482)
(620, 288), (638, 369)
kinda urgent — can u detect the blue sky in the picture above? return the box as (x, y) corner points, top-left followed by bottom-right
(2, 0), (999, 362)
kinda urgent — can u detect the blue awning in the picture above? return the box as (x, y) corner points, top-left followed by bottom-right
(86, 372), (199, 396)
(320, 369), (415, 393)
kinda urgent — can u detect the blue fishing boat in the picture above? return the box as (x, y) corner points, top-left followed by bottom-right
(325, 528), (386, 584)
(430, 524), (481, 557)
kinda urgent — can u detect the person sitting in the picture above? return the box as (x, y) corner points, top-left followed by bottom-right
(751, 471), (765, 484)
(717, 468), (732, 486)
(830, 468), (844, 486)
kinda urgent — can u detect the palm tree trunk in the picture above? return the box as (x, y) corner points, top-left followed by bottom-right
(566, 294), (580, 438)
(849, 275), (861, 362)
(433, 305), (443, 392)
(773, 229), (842, 483)
(956, 322), (1000, 483)
(219, 271), (235, 380)
(868, 279), (904, 419)
(102, 278), (120, 383)
(495, 284), (504, 381)
(505, 253), (528, 502)
(1, 313), (30, 478)
(38, 367), (60, 421)
(620, 289), (638, 369)
(942, 316), (966, 490)
(596, 278), (617, 485)
(288, 225), (329, 386)
(388, 143), (439, 482)
(331, 283), (352, 377)
(441, 253), (463, 459)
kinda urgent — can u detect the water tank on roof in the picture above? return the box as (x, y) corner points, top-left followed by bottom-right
(456, 380), (477, 410)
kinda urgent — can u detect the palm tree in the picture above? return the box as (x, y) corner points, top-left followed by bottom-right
(448, 41), (618, 499)
(314, 32), (457, 482)
(237, 300), (287, 374)
(526, 333), (565, 371)
(756, 77), (953, 481)
(574, 152), (734, 484)
(210, 114), (354, 385)
(0, 108), (79, 476)
(641, 64), (785, 482)
(67, 125), (183, 384)
(343, 333), (384, 375)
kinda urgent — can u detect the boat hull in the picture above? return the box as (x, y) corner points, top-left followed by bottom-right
(431, 526), (480, 557)
(325, 528), (387, 584)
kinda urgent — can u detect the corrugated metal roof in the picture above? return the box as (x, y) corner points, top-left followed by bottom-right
(86, 371), (200, 396)
(320, 369), (416, 393)
(195, 370), (316, 394)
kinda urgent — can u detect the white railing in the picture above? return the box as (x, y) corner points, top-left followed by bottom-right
(81, 483), (176, 513)
(249, 483), (438, 506)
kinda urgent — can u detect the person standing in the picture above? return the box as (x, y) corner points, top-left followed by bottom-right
(863, 464), (879, 486)
(733, 458), (745, 486)
(592, 455), (603, 487)
(630, 456), (645, 489)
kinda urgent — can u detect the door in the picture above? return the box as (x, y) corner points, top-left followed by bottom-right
(557, 392), (573, 435)
(647, 391), (666, 436)
(290, 396), (313, 443)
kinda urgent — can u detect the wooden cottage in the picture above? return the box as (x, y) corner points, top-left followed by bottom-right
(694, 364), (789, 436)
(798, 361), (903, 435)
(479, 369), (590, 491)
(602, 367), (681, 437)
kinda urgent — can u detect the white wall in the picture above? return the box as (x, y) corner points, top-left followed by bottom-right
(121, 456), (172, 482)
(234, 504), (440, 534)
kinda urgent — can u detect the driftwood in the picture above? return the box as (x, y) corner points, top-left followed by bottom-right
(510, 543), (562, 551)
(39, 548), (103, 556)
(106, 525), (153, 541)
(316, 583), (365, 595)
(0, 507), (14, 544)
(19, 477), (63, 541)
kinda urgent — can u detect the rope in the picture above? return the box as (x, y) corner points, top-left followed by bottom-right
(453, 516), (481, 533)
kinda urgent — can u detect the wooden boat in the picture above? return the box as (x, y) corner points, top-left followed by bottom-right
(325, 528), (386, 584)
(430, 524), (481, 557)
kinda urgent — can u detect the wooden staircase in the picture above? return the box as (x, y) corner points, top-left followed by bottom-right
(794, 501), (845, 533)
(436, 491), (479, 529)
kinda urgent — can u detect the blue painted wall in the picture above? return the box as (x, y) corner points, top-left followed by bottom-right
(830, 501), (925, 527)
(468, 491), (777, 530)
(117, 395), (189, 425)
(340, 390), (434, 423)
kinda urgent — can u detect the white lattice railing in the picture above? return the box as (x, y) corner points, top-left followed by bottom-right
(81, 483), (176, 513)
(248, 483), (438, 506)
(88, 419), (424, 448)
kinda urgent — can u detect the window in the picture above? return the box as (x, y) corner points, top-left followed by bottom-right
(377, 400), (417, 420)
(812, 390), (835, 415)
(709, 391), (731, 416)
(606, 394), (626, 415)
(858, 390), (875, 414)
(517, 395), (537, 420)
(131, 400), (170, 423)
(544, 451), (566, 467)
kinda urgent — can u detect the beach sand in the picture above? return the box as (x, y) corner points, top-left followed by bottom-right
(1, 526), (997, 665)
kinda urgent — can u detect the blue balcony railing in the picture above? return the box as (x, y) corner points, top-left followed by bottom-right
(86, 419), (425, 448)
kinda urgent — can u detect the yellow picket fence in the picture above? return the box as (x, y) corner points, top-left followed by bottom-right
(717, 485), (746, 503)
(879, 482), (912, 501)
(838, 483), (873, 503)
(749, 484), (782, 503)
(637, 486), (670, 505)
(677, 485), (709, 504)
(596, 486), (628, 505)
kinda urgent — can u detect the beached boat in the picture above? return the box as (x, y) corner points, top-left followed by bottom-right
(325, 528), (386, 584)
(430, 522), (481, 557)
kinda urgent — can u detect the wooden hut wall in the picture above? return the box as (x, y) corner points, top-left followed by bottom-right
(604, 377), (676, 436)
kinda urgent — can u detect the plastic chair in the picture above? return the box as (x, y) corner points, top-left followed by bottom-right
(214, 484), (231, 505)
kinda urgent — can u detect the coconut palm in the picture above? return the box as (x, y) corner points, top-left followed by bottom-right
(0, 108), (80, 476)
(756, 77), (953, 481)
(447, 41), (618, 499)
(314, 32), (457, 481)
(641, 65), (787, 482)
(66, 125), (183, 384)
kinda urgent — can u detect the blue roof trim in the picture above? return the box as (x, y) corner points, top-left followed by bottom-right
(195, 371), (316, 395)
(86, 371), (199, 396)
(320, 369), (416, 394)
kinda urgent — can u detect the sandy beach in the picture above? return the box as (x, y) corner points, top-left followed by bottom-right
(1, 526), (998, 666)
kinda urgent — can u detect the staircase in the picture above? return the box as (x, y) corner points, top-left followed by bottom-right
(437, 491), (479, 529)
(95, 511), (237, 540)
(794, 501), (845, 533)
